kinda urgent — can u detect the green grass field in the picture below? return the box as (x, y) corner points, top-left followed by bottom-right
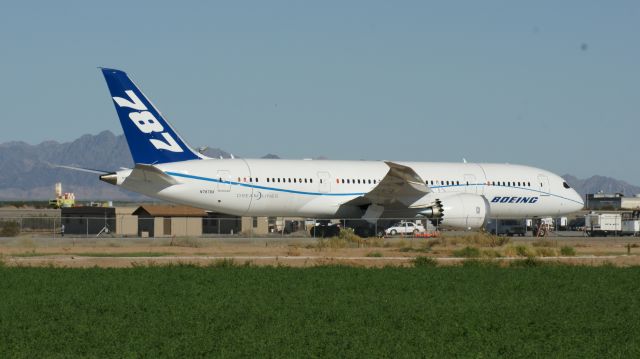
(1, 264), (639, 358)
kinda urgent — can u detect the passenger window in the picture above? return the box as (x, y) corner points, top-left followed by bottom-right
(310, 179), (313, 183)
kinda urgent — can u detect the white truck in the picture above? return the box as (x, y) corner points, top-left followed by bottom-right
(585, 213), (622, 237)
(622, 219), (640, 236)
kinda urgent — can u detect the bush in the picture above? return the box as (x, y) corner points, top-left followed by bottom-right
(516, 245), (532, 257)
(460, 232), (510, 247)
(366, 251), (383, 258)
(532, 240), (554, 247)
(560, 246), (576, 256)
(510, 257), (542, 267)
(535, 247), (558, 257)
(481, 249), (503, 258)
(412, 256), (437, 267)
(462, 259), (500, 268)
(169, 237), (201, 248)
(339, 228), (361, 243)
(209, 258), (236, 268)
(0, 221), (20, 237)
(452, 246), (481, 258)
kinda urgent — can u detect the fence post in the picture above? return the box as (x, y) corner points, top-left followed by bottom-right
(86, 217), (89, 238)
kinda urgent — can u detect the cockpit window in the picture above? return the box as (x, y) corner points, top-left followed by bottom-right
(563, 181), (571, 189)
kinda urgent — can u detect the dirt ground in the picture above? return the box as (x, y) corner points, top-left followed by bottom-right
(1, 235), (640, 268)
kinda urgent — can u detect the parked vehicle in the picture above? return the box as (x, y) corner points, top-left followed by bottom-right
(486, 219), (527, 236)
(385, 221), (425, 235)
(585, 213), (621, 236)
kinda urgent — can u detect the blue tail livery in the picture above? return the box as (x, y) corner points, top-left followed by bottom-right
(100, 68), (201, 164)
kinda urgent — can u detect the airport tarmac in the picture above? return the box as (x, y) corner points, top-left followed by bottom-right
(1, 235), (639, 268)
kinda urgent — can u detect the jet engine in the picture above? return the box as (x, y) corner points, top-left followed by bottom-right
(419, 193), (490, 230)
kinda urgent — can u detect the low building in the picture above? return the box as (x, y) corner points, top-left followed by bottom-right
(586, 193), (640, 211)
(61, 207), (116, 235)
(115, 207), (138, 236)
(133, 205), (207, 237)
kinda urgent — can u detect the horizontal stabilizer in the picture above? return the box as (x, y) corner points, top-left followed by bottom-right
(126, 164), (179, 187)
(54, 164), (111, 175)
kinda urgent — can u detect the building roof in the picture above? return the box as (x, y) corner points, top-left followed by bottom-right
(133, 205), (207, 217)
(61, 206), (116, 216)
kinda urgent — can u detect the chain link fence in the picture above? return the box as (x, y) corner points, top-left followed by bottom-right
(0, 215), (598, 239)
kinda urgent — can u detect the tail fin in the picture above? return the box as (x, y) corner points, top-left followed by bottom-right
(100, 68), (202, 164)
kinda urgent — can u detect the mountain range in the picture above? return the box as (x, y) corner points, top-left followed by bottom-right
(0, 131), (636, 200)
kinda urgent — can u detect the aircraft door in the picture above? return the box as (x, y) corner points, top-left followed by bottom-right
(217, 170), (231, 192)
(464, 174), (477, 194)
(538, 175), (550, 196)
(317, 172), (331, 193)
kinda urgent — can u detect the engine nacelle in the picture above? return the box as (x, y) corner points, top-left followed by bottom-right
(420, 193), (490, 230)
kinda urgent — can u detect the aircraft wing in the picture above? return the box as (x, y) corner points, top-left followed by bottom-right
(363, 161), (430, 206)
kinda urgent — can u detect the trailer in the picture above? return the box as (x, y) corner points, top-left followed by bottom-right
(585, 213), (621, 237)
(622, 219), (640, 236)
(486, 219), (527, 236)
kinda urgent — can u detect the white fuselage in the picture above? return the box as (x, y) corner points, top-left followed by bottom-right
(117, 159), (584, 219)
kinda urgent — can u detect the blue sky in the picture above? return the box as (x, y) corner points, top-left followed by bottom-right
(1, 1), (638, 183)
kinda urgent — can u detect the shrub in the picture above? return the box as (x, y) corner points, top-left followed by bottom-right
(365, 237), (384, 248)
(0, 221), (20, 237)
(510, 257), (542, 267)
(339, 228), (361, 243)
(412, 256), (437, 267)
(169, 237), (201, 248)
(452, 246), (481, 258)
(560, 246), (576, 256)
(515, 245), (533, 257)
(532, 240), (554, 247)
(481, 249), (503, 258)
(535, 247), (558, 257)
(366, 251), (383, 258)
(327, 237), (349, 249)
(209, 258), (236, 268)
(460, 232), (510, 247)
(287, 246), (301, 256)
(462, 259), (500, 268)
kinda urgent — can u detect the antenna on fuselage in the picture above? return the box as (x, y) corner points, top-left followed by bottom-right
(462, 158), (467, 163)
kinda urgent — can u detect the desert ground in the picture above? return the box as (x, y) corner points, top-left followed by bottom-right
(1, 233), (639, 268)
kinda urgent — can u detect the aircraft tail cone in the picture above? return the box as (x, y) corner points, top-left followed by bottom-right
(99, 173), (118, 186)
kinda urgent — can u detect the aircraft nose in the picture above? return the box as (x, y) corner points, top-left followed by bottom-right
(571, 190), (584, 212)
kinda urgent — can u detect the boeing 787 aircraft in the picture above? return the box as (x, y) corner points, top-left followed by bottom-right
(87, 68), (583, 231)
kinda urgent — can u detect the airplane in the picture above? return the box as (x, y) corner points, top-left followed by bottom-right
(90, 68), (583, 231)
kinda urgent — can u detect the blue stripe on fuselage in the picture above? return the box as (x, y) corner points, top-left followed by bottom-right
(165, 172), (583, 204)
(166, 172), (366, 196)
